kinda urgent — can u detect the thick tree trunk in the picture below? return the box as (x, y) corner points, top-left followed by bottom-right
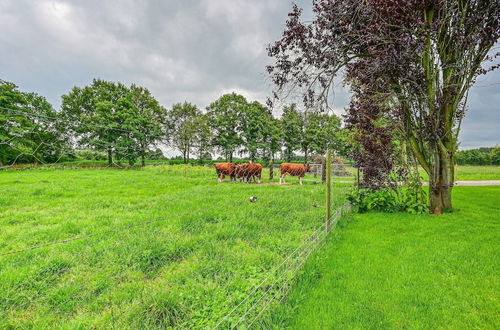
(429, 183), (453, 214)
(428, 148), (454, 214)
(304, 149), (308, 164)
(107, 149), (112, 166)
(141, 154), (145, 167)
(229, 152), (233, 162)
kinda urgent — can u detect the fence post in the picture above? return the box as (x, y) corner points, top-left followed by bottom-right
(269, 160), (274, 180)
(357, 167), (360, 190)
(321, 158), (326, 183)
(326, 150), (331, 232)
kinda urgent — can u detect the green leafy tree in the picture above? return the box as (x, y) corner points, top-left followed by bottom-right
(455, 149), (491, 165)
(61, 79), (132, 165)
(311, 113), (342, 156)
(0, 80), (32, 165)
(281, 104), (303, 161)
(263, 117), (283, 163)
(192, 114), (213, 164)
(24, 92), (69, 163)
(127, 84), (167, 166)
(239, 101), (270, 160)
(333, 128), (353, 158)
(206, 93), (247, 161)
(0, 80), (67, 166)
(301, 112), (321, 163)
(167, 102), (201, 163)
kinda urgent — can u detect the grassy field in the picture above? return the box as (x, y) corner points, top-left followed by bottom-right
(450, 165), (500, 180)
(2, 164), (497, 328)
(0, 165), (350, 328)
(416, 165), (500, 181)
(266, 186), (500, 329)
(17, 161), (500, 182)
(308, 164), (500, 182)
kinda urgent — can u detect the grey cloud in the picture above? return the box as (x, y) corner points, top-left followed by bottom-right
(460, 69), (500, 148)
(0, 0), (297, 106)
(0, 0), (498, 148)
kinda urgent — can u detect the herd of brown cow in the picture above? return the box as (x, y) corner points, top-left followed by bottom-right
(214, 162), (310, 185)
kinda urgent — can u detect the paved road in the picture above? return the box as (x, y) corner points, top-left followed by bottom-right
(416, 181), (500, 186)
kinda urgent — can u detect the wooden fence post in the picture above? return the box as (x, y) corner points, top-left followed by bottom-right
(326, 150), (331, 232)
(321, 158), (326, 183)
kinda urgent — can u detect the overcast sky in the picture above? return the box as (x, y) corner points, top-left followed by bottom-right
(0, 0), (498, 149)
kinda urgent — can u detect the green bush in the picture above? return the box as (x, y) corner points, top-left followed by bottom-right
(348, 185), (427, 214)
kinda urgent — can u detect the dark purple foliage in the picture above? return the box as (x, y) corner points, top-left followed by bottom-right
(268, 0), (499, 212)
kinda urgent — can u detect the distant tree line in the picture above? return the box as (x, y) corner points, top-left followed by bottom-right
(455, 147), (500, 166)
(1, 79), (347, 166)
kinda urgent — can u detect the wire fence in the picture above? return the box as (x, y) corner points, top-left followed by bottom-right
(0, 199), (243, 257)
(1, 183), (338, 329)
(0, 181), (322, 257)
(214, 202), (351, 329)
(0, 161), (360, 191)
(0, 182), (342, 326)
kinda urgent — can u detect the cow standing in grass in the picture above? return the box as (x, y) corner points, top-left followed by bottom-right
(279, 163), (310, 185)
(236, 161), (263, 183)
(215, 163), (237, 182)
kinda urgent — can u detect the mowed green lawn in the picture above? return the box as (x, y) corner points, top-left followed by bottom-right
(266, 186), (500, 329)
(0, 166), (349, 328)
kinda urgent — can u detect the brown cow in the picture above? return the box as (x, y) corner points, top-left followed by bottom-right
(279, 163), (310, 185)
(214, 163), (237, 182)
(235, 161), (263, 183)
(234, 163), (248, 182)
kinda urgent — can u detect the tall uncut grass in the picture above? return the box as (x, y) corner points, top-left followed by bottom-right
(0, 165), (351, 328)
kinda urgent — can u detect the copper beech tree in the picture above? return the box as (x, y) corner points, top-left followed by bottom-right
(267, 0), (499, 214)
